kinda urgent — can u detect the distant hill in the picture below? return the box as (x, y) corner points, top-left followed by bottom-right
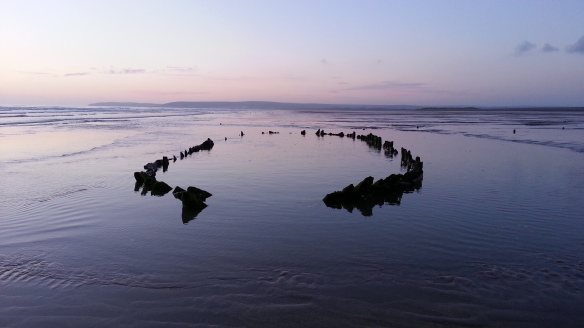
(88, 101), (422, 110)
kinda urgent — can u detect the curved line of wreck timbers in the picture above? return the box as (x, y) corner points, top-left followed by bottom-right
(131, 131), (424, 222)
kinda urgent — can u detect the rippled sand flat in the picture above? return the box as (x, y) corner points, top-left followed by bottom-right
(1, 106), (583, 327)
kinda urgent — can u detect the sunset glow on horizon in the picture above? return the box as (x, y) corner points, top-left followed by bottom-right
(1, 0), (583, 107)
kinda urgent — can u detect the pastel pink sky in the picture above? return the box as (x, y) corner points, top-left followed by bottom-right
(1, 0), (583, 107)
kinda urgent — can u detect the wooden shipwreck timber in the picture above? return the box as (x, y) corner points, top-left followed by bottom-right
(322, 133), (423, 216)
(133, 138), (215, 223)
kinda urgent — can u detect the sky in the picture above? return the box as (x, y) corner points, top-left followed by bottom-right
(1, 0), (583, 107)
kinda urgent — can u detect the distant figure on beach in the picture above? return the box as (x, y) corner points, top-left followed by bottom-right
(240, 131), (244, 136)
(513, 129), (516, 134)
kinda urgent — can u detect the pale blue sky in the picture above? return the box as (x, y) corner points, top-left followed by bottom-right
(1, 0), (583, 106)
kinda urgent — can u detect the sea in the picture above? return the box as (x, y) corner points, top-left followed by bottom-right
(1, 105), (583, 327)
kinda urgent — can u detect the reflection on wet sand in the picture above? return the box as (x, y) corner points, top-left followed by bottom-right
(181, 207), (204, 224)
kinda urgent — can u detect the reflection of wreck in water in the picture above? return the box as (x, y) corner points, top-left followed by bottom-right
(132, 182), (213, 224)
(323, 145), (423, 216)
(181, 207), (204, 224)
(173, 186), (212, 224)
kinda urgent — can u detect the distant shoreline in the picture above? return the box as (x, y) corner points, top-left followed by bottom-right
(88, 101), (584, 112)
(418, 107), (584, 112)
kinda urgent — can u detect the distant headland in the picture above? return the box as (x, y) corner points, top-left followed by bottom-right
(88, 101), (421, 110)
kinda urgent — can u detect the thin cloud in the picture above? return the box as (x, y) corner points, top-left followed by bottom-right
(166, 66), (195, 71)
(158, 66), (198, 78)
(202, 75), (259, 82)
(65, 72), (91, 77)
(329, 80), (467, 96)
(514, 41), (537, 55)
(19, 71), (59, 78)
(165, 66), (197, 73)
(20, 72), (53, 75)
(120, 68), (145, 74)
(541, 43), (559, 53)
(566, 35), (584, 54)
(339, 81), (425, 92)
(101, 67), (146, 75)
(131, 90), (209, 97)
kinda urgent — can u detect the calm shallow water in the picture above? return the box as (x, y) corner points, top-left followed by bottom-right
(1, 106), (583, 327)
